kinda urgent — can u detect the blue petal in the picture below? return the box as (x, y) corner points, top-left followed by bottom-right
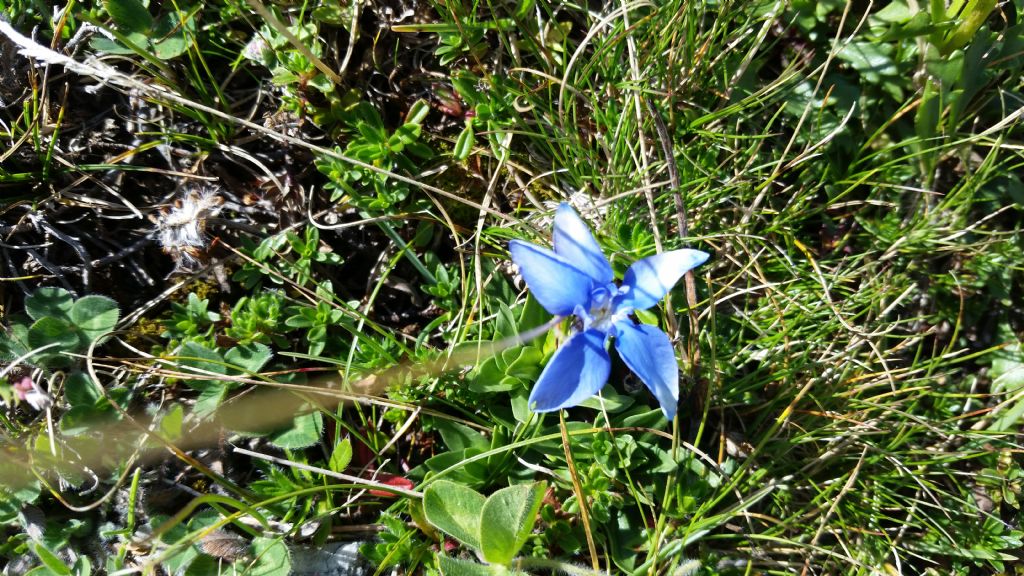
(553, 203), (613, 284)
(613, 322), (679, 419)
(510, 240), (594, 316)
(529, 329), (611, 413)
(619, 249), (709, 311)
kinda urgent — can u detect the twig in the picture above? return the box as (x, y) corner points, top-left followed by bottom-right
(90, 232), (155, 267)
(560, 412), (600, 572)
(30, 213), (92, 289)
(233, 447), (423, 499)
(24, 248), (77, 294)
(647, 98), (700, 359)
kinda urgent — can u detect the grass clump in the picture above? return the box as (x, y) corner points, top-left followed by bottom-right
(0, 0), (1022, 574)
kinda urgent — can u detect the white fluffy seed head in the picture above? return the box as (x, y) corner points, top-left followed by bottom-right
(155, 186), (224, 269)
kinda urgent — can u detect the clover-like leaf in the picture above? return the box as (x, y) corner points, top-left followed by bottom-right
(479, 482), (546, 565)
(269, 410), (323, 449)
(0, 322), (31, 361)
(151, 11), (194, 59)
(247, 536), (292, 576)
(25, 287), (74, 323)
(436, 555), (508, 576)
(64, 371), (103, 407)
(103, 0), (154, 33)
(27, 317), (79, 362)
(423, 480), (485, 551)
(70, 295), (120, 344)
(193, 383), (228, 419)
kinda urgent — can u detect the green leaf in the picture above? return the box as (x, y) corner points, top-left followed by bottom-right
(269, 410), (323, 449)
(432, 419), (489, 452)
(517, 294), (549, 334)
(89, 36), (138, 55)
(878, 11), (936, 42)
(28, 317), (79, 354)
(423, 448), (489, 486)
(943, 0), (996, 52)
(505, 346), (544, 381)
(247, 536), (291, 576)
(514, 0), (536, 19)
(915, 77), (941, 142)
(329, 437), (353, 472)
(64, 372), (103, 407)
(158, 529), (200, 574)
(151, 11), (194, 59)
(837, 41), (897, 82)
(451, 73), (483, 105)
(25, 287), (74, 322)
(30, 543), (72, 576)
(423, 480), (485, 550)
(224, 343), (273, 374)
(479, 482), (546, 564)
(406, 99), (430, 125)
(72, 556), (91, 576)
(925, 48), (965, 86)
(153, 33), (189, 59)
(70, 295), (120, 344)
(453, 122), (475, 161)
(159, 405), (185, 440)
(0, 322), (31, 361)
(874, 0), (913, 23)
(494, 300), (518, 338)
(179, 342), (228, 380)
(389, 123), (421, 151)
(61, 405), (114, 437)
(284, 306), (315, 328)
(437, 555), (508, 576)
(193, 383), (228, 419)
(578, 385), (635, 412)
(990, 327), (1024, 431)
(24, 567), (63, 576)
(183, 555), (218, 576)
(510, 390), (531, 424)
(103, 0), (154, 33)
(487, 125), (510, 163)
(311, 3), (356, 28)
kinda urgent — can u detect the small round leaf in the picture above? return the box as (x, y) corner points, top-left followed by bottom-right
(479, 482), (546, 565)
(25, 287), (74, 322)
(28, 317), (79, 353)
(423, 480), (485, 551)
(70, 295), (120, 343)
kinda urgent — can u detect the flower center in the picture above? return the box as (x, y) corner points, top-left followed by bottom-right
(577, 283), (630, 333)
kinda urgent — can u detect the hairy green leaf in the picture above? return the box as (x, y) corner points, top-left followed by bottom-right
(103, 0), (154, 33)
(70, 295), (119, 343)
(479, 482), (545, 565)
(25, 287), (73, 323)
(423, 480), (485, 551)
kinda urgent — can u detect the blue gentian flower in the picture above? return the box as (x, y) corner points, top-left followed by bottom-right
(509, 203), (709, 419)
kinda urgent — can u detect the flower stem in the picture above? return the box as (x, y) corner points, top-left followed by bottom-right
(559, 411), (600, 572)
